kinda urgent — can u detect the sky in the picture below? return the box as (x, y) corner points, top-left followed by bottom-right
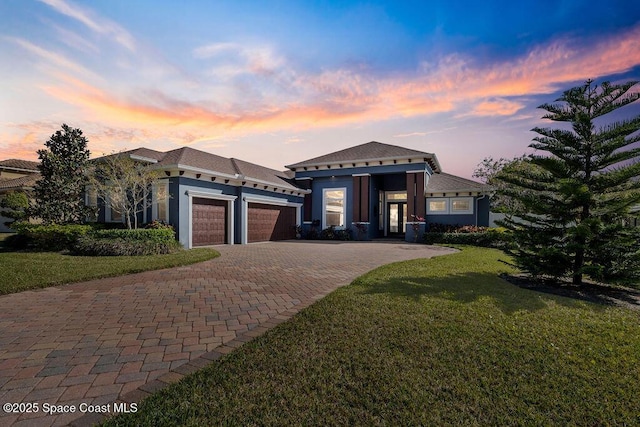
(1, 0), (640, 179)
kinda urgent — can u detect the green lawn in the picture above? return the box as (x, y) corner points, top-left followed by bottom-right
(103, 246), (640, 426)
(0, 233), (219, 295)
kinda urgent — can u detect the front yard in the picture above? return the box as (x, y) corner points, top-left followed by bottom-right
(0, 233), (219, 295)
(103, 246), (640, 426)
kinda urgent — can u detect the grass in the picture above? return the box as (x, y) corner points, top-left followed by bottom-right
(0, 233), (219, 295)
(103, 246), (640, 426)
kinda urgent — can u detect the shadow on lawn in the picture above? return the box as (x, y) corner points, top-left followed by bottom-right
(358, 272), (598, 315)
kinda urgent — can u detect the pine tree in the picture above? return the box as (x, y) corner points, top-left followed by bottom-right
(33, 124), (91, 224)
(497, 80), (640, 286)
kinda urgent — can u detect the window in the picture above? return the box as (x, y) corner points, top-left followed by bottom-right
(386, 192), (407, 200)
(153, 183), (169, 222)
(427, 198), (448, 214)
(451, 197), (473, 214)
(426, 197), (474, 215)
(85, 186), (97, 222)
(107, 195), (123, 222)
(323, 188), (346, 228)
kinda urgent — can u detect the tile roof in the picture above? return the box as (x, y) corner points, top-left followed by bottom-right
(125, 147), (166, 161)
(231, 158), (299, 190)
(156, 147), (238, 177)
(0, 159), (39, 172)
(286, 141), (440, 170)
(98, 147), (303, 190)
(426, 172), (486, 193)
(0, 174), (39, 190)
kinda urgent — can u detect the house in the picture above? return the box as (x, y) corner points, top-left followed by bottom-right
(88, 141), (491, 246)
(286, 141), (490, 242)
(89, 147), (308, 248)
(0, 159), (40, 232)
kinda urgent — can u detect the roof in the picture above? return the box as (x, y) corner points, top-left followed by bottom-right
(231, 158), (299, 191)
(94, 147), (305, 191)
(426, 172), (486, 194)
(0, 174), (39, 190)
(0, 159), (39, 172)
(156, 147), (238, 177)
(124, 147), (166, 162)
(286, 141), (441, 172)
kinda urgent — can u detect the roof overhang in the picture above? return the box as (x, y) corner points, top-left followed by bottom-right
(286, 154), (441, 173)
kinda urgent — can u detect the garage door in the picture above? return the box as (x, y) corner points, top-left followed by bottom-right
(192, 197), (227, 245)
(247, 203), (296, 243)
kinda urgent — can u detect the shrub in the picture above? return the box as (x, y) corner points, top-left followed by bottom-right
(72, 226), (180, 256)
(427, 223), (488, 233)
(72, 235), (182, 256)
(10, 223), (93, 251)
(94, 228), (175, 242)
(423, 228), (512, 249)
(319, 226), (352, 241)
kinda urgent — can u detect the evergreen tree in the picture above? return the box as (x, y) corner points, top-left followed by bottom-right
(0, 191), (29, 227)
(497, 80), (640, 286)
(33, 124), (91, 224)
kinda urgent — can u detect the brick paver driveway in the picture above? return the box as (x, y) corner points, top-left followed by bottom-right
(0, 241), (455, 426)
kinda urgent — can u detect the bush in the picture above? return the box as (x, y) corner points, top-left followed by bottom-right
(94, 228), (175, 242)
(10, 223), (93, 251)
(319, 226), (352, 241)
(427, 223), (488, 233)
(72, 226), (179, 256)
(73, 235), (182, 256)
(423, 228), (512, 249)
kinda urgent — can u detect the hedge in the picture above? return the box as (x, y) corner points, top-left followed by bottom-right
(423, 229), (512, 248)
(94, 228), (175, 242)
(8, 223), (93, 251)
(6, 223), (179, 256)
(72, 235), (182, 256)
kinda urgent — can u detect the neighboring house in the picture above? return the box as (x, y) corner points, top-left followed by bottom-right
(286, 141), (489, 242)
(0, 159), (40, 232)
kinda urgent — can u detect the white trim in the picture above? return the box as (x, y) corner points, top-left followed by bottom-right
(426, 190), (481, 197)
(186, 190), (237, 249)
(159, 165), (239, 181)
(286, 154), (441, 172)
(352, 173), (371, 177)
(242, 195), (302, 244)
(129, 155), (158, 163)
(405, 170), (426, 174)
(242, 194), (301, 207)
(322, 187), (347, 230)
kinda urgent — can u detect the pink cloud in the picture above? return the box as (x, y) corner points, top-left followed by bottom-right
(4, 14), (640, 162)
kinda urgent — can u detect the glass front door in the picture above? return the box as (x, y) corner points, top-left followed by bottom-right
(387, 202), (406, 236)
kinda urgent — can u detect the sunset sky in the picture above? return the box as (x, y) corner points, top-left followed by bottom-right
(2, 0), (640, 178)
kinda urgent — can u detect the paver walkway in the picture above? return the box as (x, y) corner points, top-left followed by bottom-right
(0, 241), (455, 426)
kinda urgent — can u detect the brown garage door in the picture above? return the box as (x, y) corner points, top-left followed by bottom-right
(247, 203), (296, 243)
(192, 198), (227, 245)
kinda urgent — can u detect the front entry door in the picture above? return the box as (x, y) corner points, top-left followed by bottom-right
(387, 202), (406, 237)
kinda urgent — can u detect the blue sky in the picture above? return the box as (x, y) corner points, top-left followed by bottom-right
(2, 0), (640, 178)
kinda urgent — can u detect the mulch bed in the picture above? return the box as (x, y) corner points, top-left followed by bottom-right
(501, 273), (640, 311)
